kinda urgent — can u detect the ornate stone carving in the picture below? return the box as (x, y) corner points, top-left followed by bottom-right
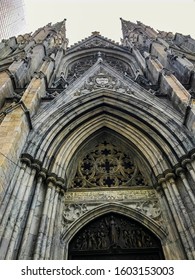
(66, 56), (96, 83)
(71, 141), (147, 188)
(66, 55), (133, 86)
(61, 203), (89, 239)
(63, 189), (165, 229)
(134, 200), (162, 220)
(157, 30), (174, 40)
(74, 67), (133, 96)
(45, 90), (60, 99)
(68, 36), (122, 53)
(62, 203), (88, 225)
(69, 213), (161, 252)
(65, 189), (156, 202)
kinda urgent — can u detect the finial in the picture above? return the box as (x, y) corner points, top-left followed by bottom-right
(92, 31), (100, 36)
(97, 51), (103, 62)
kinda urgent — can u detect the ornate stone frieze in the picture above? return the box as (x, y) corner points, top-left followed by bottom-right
(62, 199), (163, 225)
(65, 189), (156, 202)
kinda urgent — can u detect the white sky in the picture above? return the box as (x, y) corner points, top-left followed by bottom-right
(24, 0), (195, 46)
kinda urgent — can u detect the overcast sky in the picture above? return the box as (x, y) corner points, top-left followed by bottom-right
(24, 0), (195, 46)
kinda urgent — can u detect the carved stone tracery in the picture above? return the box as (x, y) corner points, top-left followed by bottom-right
(66, 55), (133, 86)
(71, 141), (148, 188)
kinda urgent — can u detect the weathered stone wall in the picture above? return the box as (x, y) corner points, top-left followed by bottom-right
(0, 19), (195, 260)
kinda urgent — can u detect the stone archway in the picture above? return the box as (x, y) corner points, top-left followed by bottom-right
(68, 212), (165, 260)
(62, 203), (169, 260)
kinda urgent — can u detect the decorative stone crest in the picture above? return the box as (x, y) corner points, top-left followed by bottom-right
(74, 67), (133, 96)
(66, 54), (133, 87)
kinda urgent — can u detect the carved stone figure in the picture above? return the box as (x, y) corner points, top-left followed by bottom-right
(69, 213), (160, 254)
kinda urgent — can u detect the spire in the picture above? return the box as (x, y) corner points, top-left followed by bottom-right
(30, 19), (68, 49)
(120, 18), (157, 39)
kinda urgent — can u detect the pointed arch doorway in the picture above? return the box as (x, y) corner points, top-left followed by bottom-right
(68, 212), (164, 260)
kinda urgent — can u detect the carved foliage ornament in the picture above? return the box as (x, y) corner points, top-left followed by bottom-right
(62, 203), (88, 225)
(61, 199), (164, 234)
(74, 67), (133, 96)
(71, 141), (148, 188)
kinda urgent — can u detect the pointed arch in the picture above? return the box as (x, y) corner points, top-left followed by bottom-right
(62, 202), (169, 259)
(24, 89), (195, 182)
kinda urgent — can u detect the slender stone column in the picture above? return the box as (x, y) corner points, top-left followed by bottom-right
(18, 171), (46, 259)
(0, 163), (26, 228)
(33, 179), (54, 260)
(155, 184), (186, 259)
(161, 179), (194, 259)
(181, 158), (195, 183)
(53, 190), (65, 260)
(5, 166), (37, 259)
(40, 182), (55, 259)
(168, 177), (195, 240)
(176, 168), (195, 205)
(191, 160), (195, 172)
(186, 163), (195, 183)
(190, 152), (195, 172)
(45, 186), (60, 259)
(0, 163), (32, 259)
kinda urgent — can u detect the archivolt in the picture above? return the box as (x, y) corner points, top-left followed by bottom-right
(23, 90), (195, 179)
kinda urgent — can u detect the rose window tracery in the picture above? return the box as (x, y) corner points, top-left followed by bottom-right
(65, 55), (133, 85)
(71, 141), (148, 188)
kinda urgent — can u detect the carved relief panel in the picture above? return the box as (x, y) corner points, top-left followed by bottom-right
(68, 213), (164, 260)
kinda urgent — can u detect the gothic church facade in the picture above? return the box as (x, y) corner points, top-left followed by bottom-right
(0, 19), (195, 259)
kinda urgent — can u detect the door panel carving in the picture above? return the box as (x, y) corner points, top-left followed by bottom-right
(68, 213), (164, 260)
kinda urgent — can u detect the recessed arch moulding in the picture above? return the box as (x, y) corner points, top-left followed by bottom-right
(24, 88), (194, 183)
(23, 46), (194, 180)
